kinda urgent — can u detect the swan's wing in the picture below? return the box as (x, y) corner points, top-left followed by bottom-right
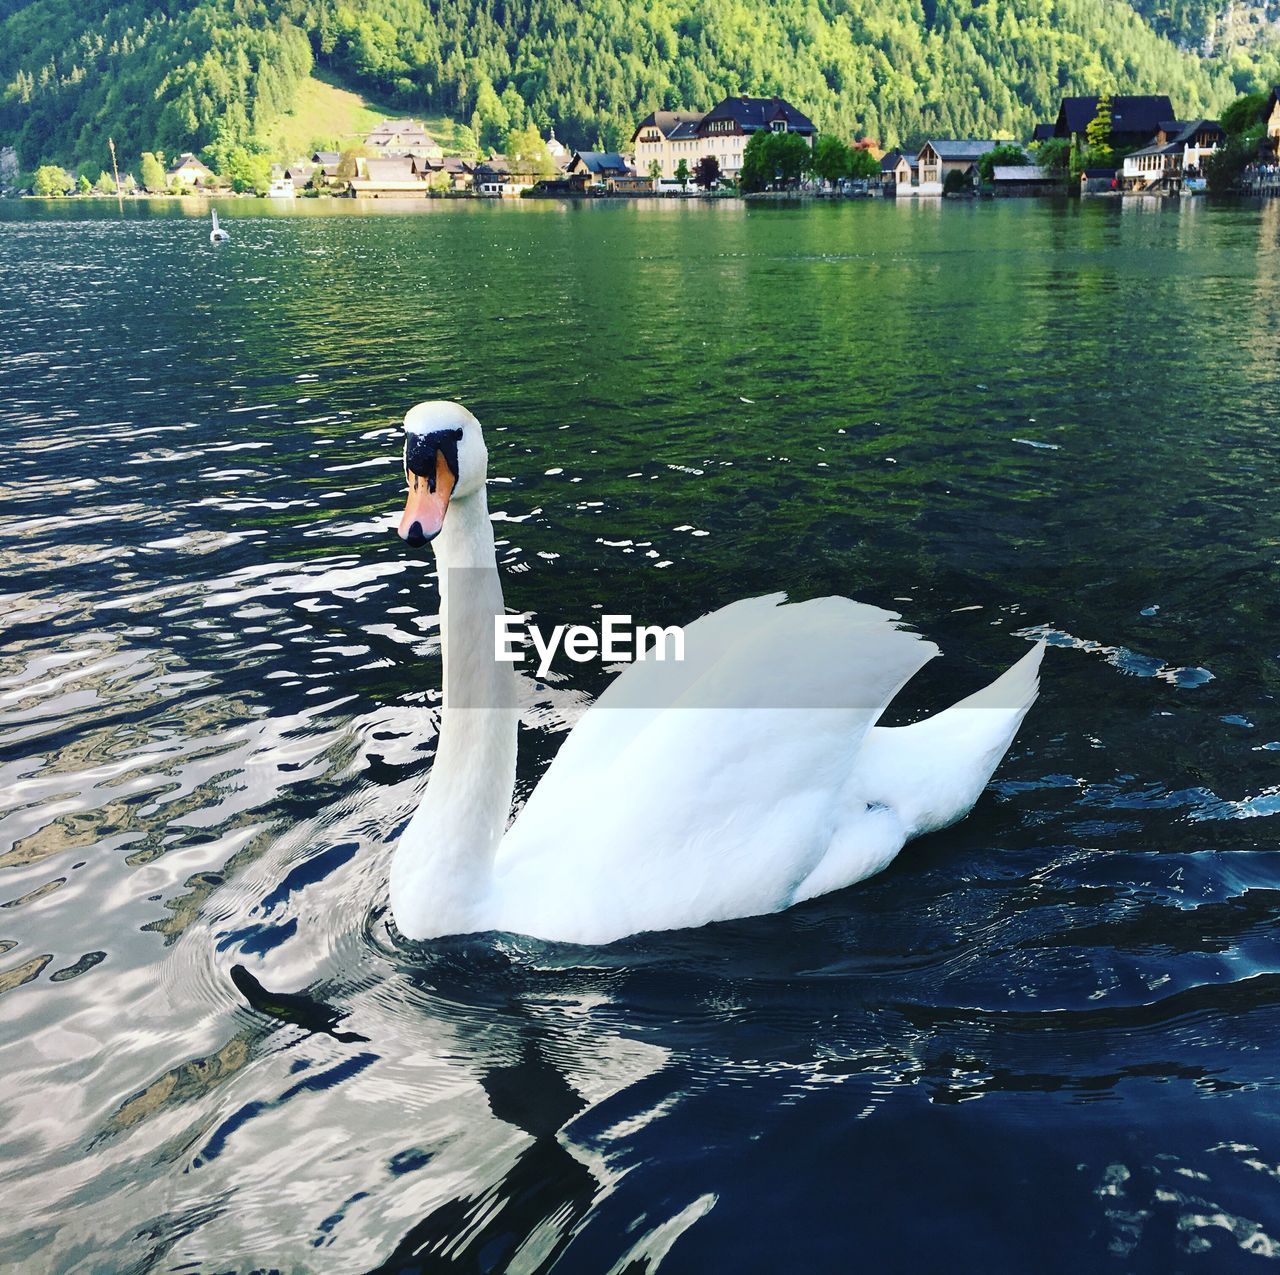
(496, 595), (938, 924)
(854, 639), (1044, 836)
(506, 593), (933, 825)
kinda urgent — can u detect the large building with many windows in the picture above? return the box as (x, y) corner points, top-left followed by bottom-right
(632, 111), (706, 181)
(632, 96), (816, 183)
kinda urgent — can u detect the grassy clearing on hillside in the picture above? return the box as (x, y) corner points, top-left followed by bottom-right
(262, 72), (464, 161)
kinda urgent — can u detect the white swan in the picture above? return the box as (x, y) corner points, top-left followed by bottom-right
(209, 209), (229, 244)
(390, 401), (1044, 945)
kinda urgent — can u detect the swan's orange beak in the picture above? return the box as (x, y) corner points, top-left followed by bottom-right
(399, 450), (455, 546)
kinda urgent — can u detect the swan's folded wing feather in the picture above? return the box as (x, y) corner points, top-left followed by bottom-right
(855, 639), (1043, 836)
(498, 595), (937, 892)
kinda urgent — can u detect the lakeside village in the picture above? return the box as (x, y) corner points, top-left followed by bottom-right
(15, 85), (1280, 204)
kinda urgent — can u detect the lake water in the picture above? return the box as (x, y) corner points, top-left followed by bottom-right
(2, 195), (1279, 1272)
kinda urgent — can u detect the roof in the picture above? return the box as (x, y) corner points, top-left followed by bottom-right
(363, 157), (419, 182)
(1055, 96), (1174, 138)
(633, 110), (706, 142)
(699, 95), (816, 136)
(1125, 119), (1222, 158)
(1031, 122), (1055, 142)
(367, 119), (432, 137)
(880, 150), (916, 170)
(922, 139), (1001, 161)
(1126, 139), (1182, 159)
(668, 117), (703, 141)
(1160, 118), (1222, 142)
(284, 163), (315, 180)
(312, 151), (340, 164)
(992, 165), (1053, 181)
(168, 152), (211, 172)
(570, 151), (630, 174)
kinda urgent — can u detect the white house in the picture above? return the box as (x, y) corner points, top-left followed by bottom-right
(631, 95), (816, 183)
(166, 152), (215, 188)
(694, 95), (816, 180)
(632, 111), (706, 180)
(912, 140), (1000, 195)
(365, 120), (443, 160)
(1121, 119), (1223, 192)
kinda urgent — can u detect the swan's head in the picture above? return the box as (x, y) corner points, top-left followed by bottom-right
(397, 401), (488, 545)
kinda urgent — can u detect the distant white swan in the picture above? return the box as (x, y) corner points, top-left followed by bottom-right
(390, 401), (1044, 945)
(209, 209), (229, 244)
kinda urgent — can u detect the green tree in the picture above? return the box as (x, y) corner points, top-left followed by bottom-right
(1206, 89), (1269, 190)
(1035, 137), (1073, 173)
(504, 123), (554, 177)
(32, 164), (72, 195)
(472, 77), (509, 149)
(740, 131), (810, 192)
(94, 170), (116, 195)
(454, 124), (481, 160)
(139, 152), (166, 192)
(848, 148), (880, 180)
(226, 146), (271, 194)
(335, 146), (368, 184)
(1084, 94), (1114, 167)
(811, 134), (853, 185)
(943, 167), (970, 194)
(427, 167), (451, 194)
(1205, 136), (1252, 191)
(978, 143), (1029, 182)
(694, 155), (720, 189)
(647, 158), (661, 183)
(674, 157), (689, 186)
(76, 173), (92, 194)
(1220, 92), (1267, 138)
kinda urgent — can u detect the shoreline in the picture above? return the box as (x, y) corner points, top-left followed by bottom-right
(9, 189), (1275, 210)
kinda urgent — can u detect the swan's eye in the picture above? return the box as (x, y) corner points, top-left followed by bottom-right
(406, 428), (463, 492)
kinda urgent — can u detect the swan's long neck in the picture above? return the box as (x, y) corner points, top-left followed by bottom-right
(391, 487), (519, 937)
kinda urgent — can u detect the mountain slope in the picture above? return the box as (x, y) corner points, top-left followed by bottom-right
(0, 0), (1274, 170)
(307, 0), (1252, 148)
(0, 0), (311, 169)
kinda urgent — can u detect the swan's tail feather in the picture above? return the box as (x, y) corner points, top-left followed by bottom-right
(855, 640), (1044, 838)
(950, 637), (1043, 717)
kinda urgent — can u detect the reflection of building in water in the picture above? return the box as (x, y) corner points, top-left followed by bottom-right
(1248, 199), (1280, 375)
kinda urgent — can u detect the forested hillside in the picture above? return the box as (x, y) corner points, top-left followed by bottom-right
(1124, 0), (1278, 51)
(2, 0), (1278, 171)
(0, 0), (312, 169)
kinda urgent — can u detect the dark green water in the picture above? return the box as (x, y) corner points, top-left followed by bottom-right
(1, 196), (1279, 1271)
